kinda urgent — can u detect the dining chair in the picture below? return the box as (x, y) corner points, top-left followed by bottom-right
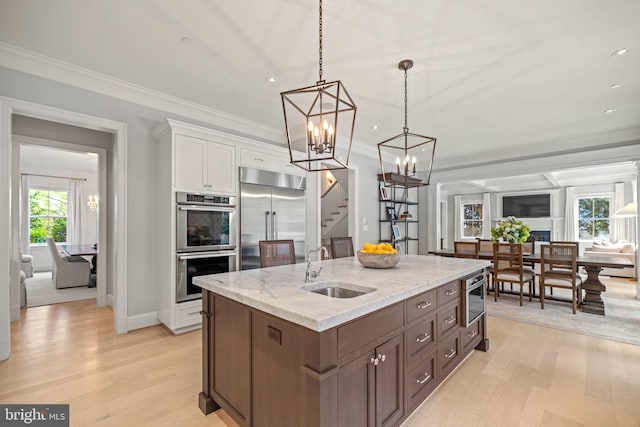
(454, 241), (479, 259)
(259, 239), (296, 268)
(477, 239), (495, 293)
(540, 243), (582, 314)
(330, 236), (354, 259)
(492, 242), (535, 306)
(46, 237), (91, 288)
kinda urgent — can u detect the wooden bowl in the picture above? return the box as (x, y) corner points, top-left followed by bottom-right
(356, 251), (400, 269)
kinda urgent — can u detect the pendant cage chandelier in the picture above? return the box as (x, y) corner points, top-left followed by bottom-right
(377, 60), (437, 188)
(281, 0), (357, 172)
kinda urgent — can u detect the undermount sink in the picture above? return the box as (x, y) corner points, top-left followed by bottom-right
(302, 281), (376, 299)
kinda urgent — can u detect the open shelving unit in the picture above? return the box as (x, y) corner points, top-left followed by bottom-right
(378, 173), (420, 255)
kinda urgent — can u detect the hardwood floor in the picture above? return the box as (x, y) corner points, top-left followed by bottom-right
(1, 287), (639, 427)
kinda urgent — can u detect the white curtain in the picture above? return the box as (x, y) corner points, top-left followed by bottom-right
(564, 186), (576, 241)
(483, 193), (491, 239)
(67, 180), (84, 245)
(20, 175), (30, 254)
(454, 195), (462, 241)
(612, 182), (626, 241)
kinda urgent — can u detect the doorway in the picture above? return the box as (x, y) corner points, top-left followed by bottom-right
(0, 97), (129, 361)
(19, 142), (103, 308)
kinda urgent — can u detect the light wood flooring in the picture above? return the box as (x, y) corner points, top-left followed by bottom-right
(1, 286), (639, 426)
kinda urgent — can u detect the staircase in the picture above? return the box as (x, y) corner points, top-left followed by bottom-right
(321, 181), (349, 245)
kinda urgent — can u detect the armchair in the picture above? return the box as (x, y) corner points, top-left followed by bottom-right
(46, 237), (91, 288)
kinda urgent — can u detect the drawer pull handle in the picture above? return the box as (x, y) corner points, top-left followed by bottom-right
(444, 349), (457, 359)
(253, 157), (264, 162)
(199, 310), (211, 318)
(417, 301), (432, 309)
(445, 289), (458, 296)
(416, 333), (431, 343)
(416, 373), (431, 384)
(444, 316), (456, 324)
(188, 311), (200, 316)
(467, 330), (478, 338)
(378, 353), (386, 362)
(370, 357), (379, 366)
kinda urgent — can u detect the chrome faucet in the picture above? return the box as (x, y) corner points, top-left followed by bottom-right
(305, 246), (329, 283)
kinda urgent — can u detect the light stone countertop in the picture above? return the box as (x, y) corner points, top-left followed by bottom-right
(194, 254), (490, 332)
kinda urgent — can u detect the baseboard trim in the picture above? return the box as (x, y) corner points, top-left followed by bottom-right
(97, 293), (107, 307)
(106, 294), (114, 307)
(128, 312), (161, 331)
(0, 337), (9, 361)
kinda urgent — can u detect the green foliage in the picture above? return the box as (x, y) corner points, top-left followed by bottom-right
(490, 216), (531, 243)
(29, 189), (68, 243)
(578, 197), (610, 239)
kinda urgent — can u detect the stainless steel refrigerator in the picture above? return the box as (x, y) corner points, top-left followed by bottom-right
(239, 167), (306, 270)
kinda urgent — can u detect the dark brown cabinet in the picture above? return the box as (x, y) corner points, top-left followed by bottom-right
(338, 334), (404, 427)
(200, 271), (488, 427)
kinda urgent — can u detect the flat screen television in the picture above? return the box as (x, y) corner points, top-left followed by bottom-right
(502, 194), (550, 217)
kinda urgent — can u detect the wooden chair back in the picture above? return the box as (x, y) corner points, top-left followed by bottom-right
(541, 243), (578, 279)
(259, 240), (296, 268)
(330, 237), (354, 259)
(454, 241), (479, 259)
(493, 242), (525, 276)
(477, 239), (493, 253)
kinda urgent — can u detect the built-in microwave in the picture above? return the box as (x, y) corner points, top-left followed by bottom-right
(463, 272), (486, 327)
(176, 192), (236, 253)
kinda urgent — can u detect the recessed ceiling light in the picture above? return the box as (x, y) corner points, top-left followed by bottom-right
(605, 108), (617, 114)
(610, 83), (621, 89)
(265, 76), (277, 84)
(180, 36), (192, 45)
(611, 48), (629, 56)
(371, 125), (378, 131)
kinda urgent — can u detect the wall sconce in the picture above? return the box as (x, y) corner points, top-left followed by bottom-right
(326, 171), (335, 185)
(87, 194), (98, 211)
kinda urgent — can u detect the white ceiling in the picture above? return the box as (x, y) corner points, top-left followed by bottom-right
(1, 0), (639, 180)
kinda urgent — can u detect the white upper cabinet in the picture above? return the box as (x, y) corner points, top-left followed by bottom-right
(175, 133), (236, 195)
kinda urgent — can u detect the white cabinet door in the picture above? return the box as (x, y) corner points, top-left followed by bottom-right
(175, 134), (236, 194)
(175, 134), (207, 191)
(207, 141), (236, 194)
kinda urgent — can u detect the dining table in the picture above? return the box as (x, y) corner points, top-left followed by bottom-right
(428, 248), (634, 316)
(60, 244), (97, 257)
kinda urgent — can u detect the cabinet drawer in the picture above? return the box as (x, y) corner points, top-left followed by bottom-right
(437, 280), (461, 307)
(437, 302), (460, 338)
(461, 317), (483, 356)
(175, 301), (203, 328)
(338, 303), (404, 359)
(240, 148), (297, 174)
(438, 333), (460, 379)
(406, 289), (437, 323)
(405, 313), (436, 367)
(406, 351), (437, 412)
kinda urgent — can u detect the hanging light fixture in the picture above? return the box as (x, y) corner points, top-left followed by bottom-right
(281, 0), (357, 172)
(377, 60), (437, 188)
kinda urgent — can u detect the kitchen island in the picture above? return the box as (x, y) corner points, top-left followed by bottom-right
(195, 255), (490, 427)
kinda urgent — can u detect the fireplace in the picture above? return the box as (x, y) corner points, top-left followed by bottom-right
(528, 230), (550, 242)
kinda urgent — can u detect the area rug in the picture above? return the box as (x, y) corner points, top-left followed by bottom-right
(486, 277), (640, 347)
(26, 272), (96, 308)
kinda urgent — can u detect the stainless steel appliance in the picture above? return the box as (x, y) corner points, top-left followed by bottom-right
(463, 272), (486, 327)
(175, 192), (237, 302)
(176, 250), (236, 302)
(240, 167), (306, 270)
(176, 192), (236, 253)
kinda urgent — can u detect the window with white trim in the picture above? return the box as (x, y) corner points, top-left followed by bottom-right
(462, 203), (483, 238)
(29, 189), (68, 243)
(577, 196), (611, 241)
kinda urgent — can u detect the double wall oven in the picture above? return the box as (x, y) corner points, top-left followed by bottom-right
(176, 192), (237, 303)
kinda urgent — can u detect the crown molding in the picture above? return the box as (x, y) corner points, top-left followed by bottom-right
(0, 42), (283, 144)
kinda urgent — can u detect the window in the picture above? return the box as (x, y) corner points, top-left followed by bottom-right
(577, 196), (610, 240)
(29, 189), (68, 243)
(463, 203), (483, 238)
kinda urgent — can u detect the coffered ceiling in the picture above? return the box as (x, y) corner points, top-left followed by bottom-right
(1, 0), (639, 172)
